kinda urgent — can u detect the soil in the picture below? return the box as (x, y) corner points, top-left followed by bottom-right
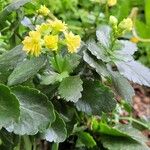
(132, 84), (150, 147)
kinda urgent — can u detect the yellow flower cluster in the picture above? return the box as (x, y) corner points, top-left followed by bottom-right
(22, 7), (81, 57)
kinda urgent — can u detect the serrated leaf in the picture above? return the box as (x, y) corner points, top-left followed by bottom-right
(83, 50), (110, 77)
(111, 71), (135, 103)
(87, 40), (110, 62)
(116, 60), (150, 87)
(58, 76), (83, 102)
(113, 40), (137, 62)
(0, 45), (26, 72)
(42, 112), (67, 143)
(41, 71), (69, 85)
(102, 136), (149, 150)
(96, 25), (112, 48)
(0, 84), (20, 126)
(6, 86), (55, 135)
(76, 80), (116, 115)
(76, 132), (96, 148)
(8, 55), (46, 86)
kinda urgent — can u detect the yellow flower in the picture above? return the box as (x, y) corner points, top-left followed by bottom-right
(107, 0), (117, 6)
(44, 35), (58, 51)
(48, 19), (67, 33)
(37, 5), (50, 16)
(130, 37), (139, 43)
(65, 32), (81, 53)
(22, 31), (41, 57)
(118, 18), (133, 31)
(36, 23), (51, 34)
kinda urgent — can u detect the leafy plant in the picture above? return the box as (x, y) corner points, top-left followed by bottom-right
(0, 1), (150, 150)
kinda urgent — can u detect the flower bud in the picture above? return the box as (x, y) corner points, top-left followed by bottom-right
(118, 18), (133, 31)
(107, 0), (117, 7)
(109, 15), (118, 26)
(37, 5), (50, 16)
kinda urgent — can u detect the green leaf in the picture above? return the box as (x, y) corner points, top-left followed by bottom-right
(0, 45), (26, 72)
(42, 112), (67, 143)
(87, 39), (110, 62)
(6, 86), (55, 135)
(41, 71), (69, 85)
(116, 60), (150, 87)
(58, 76), (83, 102)
(83, 50), (110, 77)
(111, 71), (135, 103)
(113, 40), (137, 62)
(76, 132), (96, 148)
(76, 80), (116, 115)
(145, 0), (150, 26)
(101, 136), (149, 150)
(95, 123), (147, 143)
(0, 0), (31, 29)
(96, 25), (112, 48)
(8, 55), (46, 86)
(51, 53), (81, 74)
(0, 84), (20, 126)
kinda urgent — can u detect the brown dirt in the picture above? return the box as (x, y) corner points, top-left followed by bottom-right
(132, 84), (150, 146)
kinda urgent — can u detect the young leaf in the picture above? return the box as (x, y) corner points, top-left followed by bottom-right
(0, 84), (20, 126)
(6, 86), (55, 135)
(76, 132), (96, 148)
(116, 60), (150, 87)
(41, 71), (69, 85)
(0, 45), (26, 72)
(42, 112), (67, 143)
(76, 80), (116, 115)
(111, 71), (135, 104)
(51, 54), (81, 74)
(96, 25), (112, 48)
(87, 40), (111, 62)
(8, 55), (47, 86)
(58, 76), (83, 102)
(83, 50), (110, 77)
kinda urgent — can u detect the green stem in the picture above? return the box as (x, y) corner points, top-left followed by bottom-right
(105, 4), (109, 19)
(52, 143), (59, 150)
(119, 117), (150, 130)
(34, 15), (38, 25)
(13, 136), (21, 150)
(33, 139), (37, 150)
(53, 52), (61, 73)
(23, 135), (32, 150)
